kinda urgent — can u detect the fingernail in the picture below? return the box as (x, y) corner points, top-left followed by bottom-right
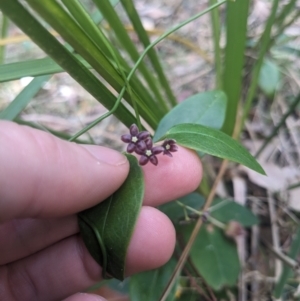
(82, 145), (127, 166)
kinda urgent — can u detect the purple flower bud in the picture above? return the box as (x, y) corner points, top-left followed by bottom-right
(127, 143), (136, 153)
(144, 137), (153, 149)
(162, 139), (178, 157)
(149, 156), (158, 166)
(137, 131), (150, 140)
(152, 146), (164, 155)
(139, 155), (149, 166)
(130, 124), (139, 136)
(121, 134), (132, 143)
(135, 140), (146, 155)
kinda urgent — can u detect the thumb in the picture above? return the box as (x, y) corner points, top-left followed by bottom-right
(0, 121), (129, 222)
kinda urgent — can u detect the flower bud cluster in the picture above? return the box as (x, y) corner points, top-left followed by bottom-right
(121, 124), (178, 166)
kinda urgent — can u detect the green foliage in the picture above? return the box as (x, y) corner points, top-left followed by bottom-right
(0, 75), (51, 120)
(258, 58), (281, 96)
(210, 199), (259, 227)
(161, 123), (265, 175)
(221, 0), (250, 135)
(180, 224), (240, 290)
(130, 258), (178, 301)
(1, 0), (299, 298)
(78, 155), (144, 280)
(159, 193), (205, 223)
(153, 90), (227, 141)
(0, 56), (91, 82)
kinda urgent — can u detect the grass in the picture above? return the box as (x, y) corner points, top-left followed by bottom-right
(1, 0), (300, 299)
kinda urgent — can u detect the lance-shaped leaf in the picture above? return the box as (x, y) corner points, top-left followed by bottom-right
(160, 123), (265, 175)
(180, 224), (240, 290)
(78, 154), (144, 280)
(154, 90), (227, 141)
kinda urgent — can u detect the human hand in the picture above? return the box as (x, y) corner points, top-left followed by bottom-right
(0, 121), (202, 301)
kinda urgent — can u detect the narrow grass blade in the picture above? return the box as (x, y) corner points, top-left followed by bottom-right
(221, 0), (250, 135)
(61, 0), (163, 119)
(241, 0), (280, 129)
(120, 0), (177, 107)
(71, 0), (228, 141)
(26, 0), (160, 127)
(0, 0), (135, 127)
(0, 56), (90, 82)
(255, 92), (300, 158)
(274, 0), (297, 29)
(209, 0), (222, 90)
(0, 14), (8, 63)
(0, 75), (51, 120)
(92, 0), (168, 113)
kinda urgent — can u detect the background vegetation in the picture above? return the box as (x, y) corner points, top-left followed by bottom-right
(0, 0), (300, 300)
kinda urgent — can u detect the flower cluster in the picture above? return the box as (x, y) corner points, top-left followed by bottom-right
(121, 124), (178, 166)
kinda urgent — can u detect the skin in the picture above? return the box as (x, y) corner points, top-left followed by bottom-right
(0, 121), (202, 301)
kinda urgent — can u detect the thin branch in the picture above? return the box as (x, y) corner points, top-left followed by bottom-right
(159, 159), (229, 301)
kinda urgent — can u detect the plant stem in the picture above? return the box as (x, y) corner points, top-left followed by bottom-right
(273, 227), (300, 297)
(121, 0), (177, 107)
(176, 201), (226, 230)
(274, 0), (297, 29)
(288, 182), (300, 191)
(273, 9), (300, 43)
(92, 0), (169, 113)
(255, 92), (300, 158)
(262, 239), (298, 270)
(240, 0), (279, 133)
(71, 0), (228, 141)
(159, 159), (229, 301)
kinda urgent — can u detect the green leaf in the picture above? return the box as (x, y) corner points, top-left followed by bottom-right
(0, 56), (91, 82)
(181, 224), (240, 290)
(176, 291), (198, 301)
(159, 193), (205, 223)
(258, 58), (281, 96)
(78, 154), (144, 280)
(0, 75), (51, 120)
(93, 0), (168, 112)
(0, 0), (136, 128)
(210, 199), (259, 227)
(154, 90), (227, 141)
(60, 0), (163, 123)
(130, 258), (177, 301)
(221, 0), (250, 135)
(120, 0), (177, 107)
(161, 123), (266, 175)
